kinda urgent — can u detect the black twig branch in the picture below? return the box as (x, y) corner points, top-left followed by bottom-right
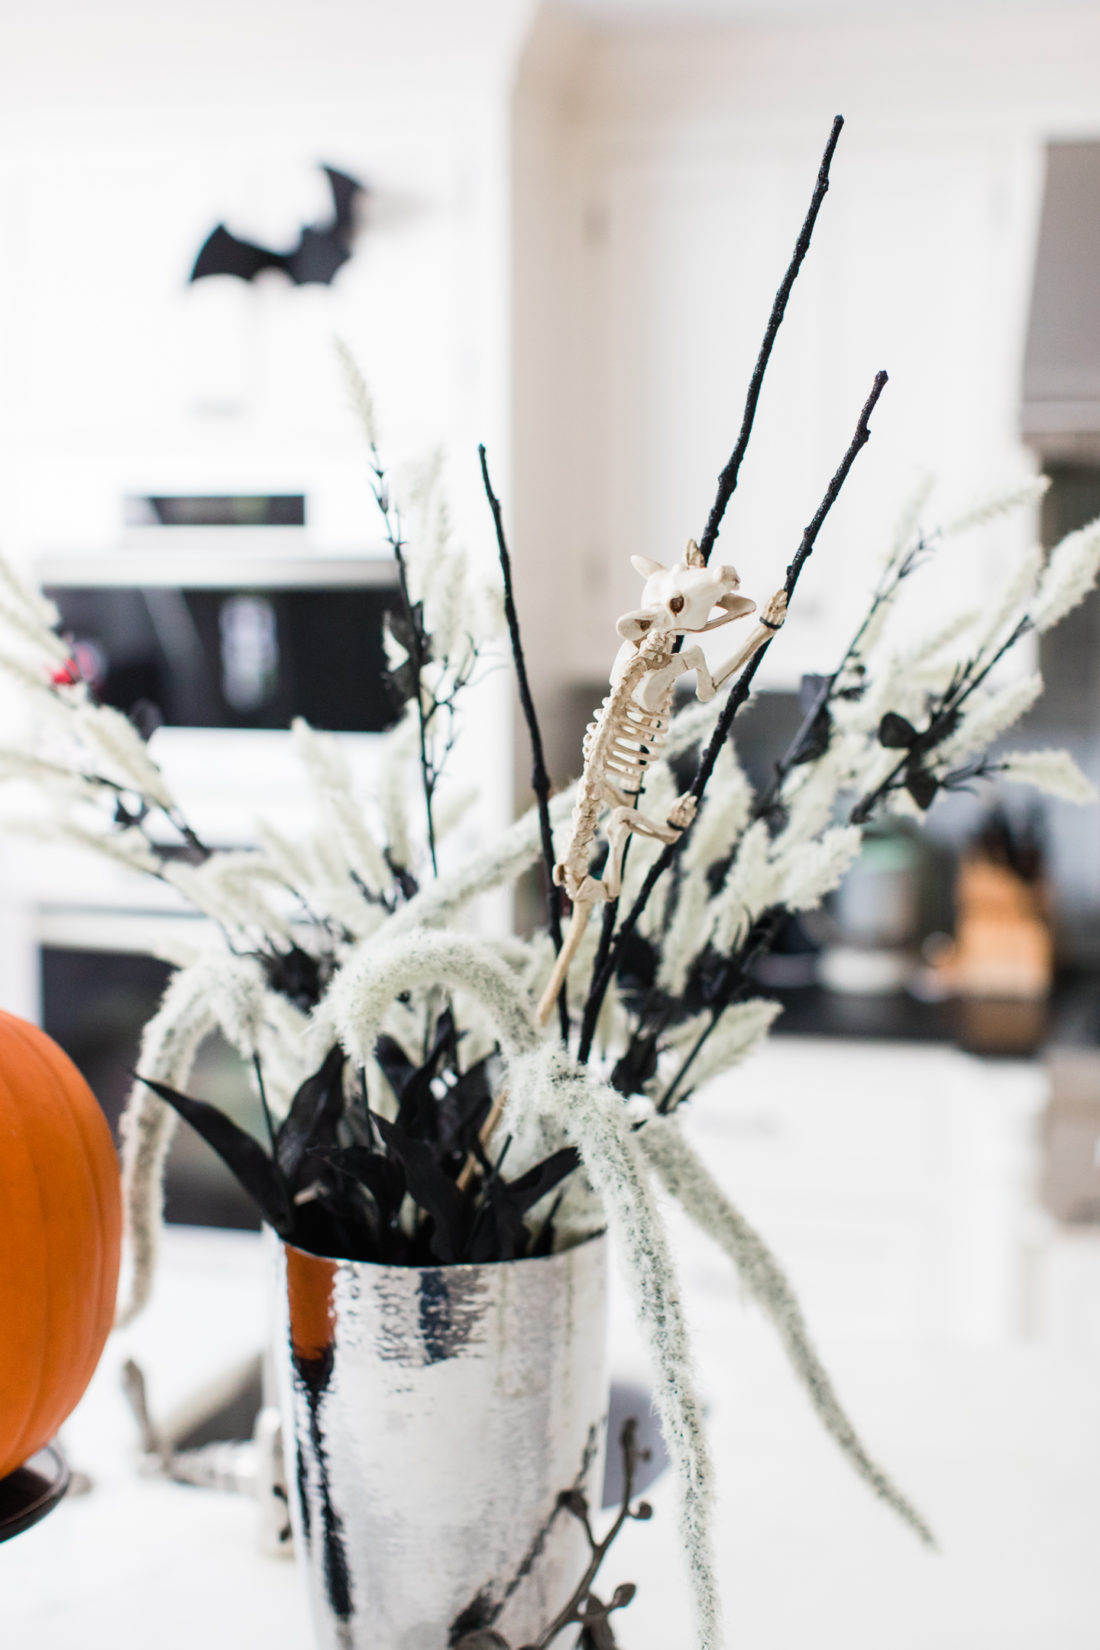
(577, 370), (888, 1062)
(655, 907), (786, 1114)
(367, 443), (440, 874)
(849, 612), (1031, 825)
(452, 1422), (649, 1650)
(524, 1417), (648, 1650)
(697, 114), (845, 565)
(571, 117), (846, 1050)
(752, 523), (939, 823)
(478, 446), (568, 1041)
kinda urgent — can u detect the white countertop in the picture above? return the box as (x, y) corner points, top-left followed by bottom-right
(3, 1038), (1100, 1648)
(3, 1228), (1099, 1650)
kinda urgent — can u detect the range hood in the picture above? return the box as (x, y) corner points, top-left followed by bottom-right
(1022, 142), (1100, 460)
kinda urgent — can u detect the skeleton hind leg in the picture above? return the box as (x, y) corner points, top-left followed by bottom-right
(601, 804), (684, 900)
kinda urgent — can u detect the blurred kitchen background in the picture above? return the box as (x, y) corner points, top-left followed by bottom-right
(1, 1), (1100, 1640)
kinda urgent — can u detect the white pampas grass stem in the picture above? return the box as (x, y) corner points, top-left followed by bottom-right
(321, 928), (539, 1071)
(940, 475), (1049, 539)
(1031, 518), (1100, 634)
(507, 1044), (721, 1650)
(934, 673), (1043, 770)
(998, 749), (1097, 803)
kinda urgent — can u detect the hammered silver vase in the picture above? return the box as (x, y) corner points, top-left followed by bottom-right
(270, 1234), (609, 1650)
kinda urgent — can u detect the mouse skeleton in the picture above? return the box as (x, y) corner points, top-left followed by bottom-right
(537, 541), (786, 1026)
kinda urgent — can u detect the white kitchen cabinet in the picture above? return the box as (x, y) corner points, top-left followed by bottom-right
(677, 1036), (1049, 1344)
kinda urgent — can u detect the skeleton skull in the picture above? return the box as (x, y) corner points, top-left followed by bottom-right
(618, 540), (756, 643)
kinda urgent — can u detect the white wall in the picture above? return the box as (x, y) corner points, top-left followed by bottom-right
(510, 1), (1100, 714)
(0, 0), (535, 563)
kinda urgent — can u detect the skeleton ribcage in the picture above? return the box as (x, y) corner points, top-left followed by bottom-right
(584, 696), (670, 800)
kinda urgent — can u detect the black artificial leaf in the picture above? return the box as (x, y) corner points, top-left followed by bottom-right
(374, 1033), (416, 1103)
(385, 1042), (438, 1137)
(386, 657), (419, 707)
(289, 1171), (380, 1263)
(384, 851), (419, 902)
(136, 1074), (292, 1235)
(465, 1135), (569, 1264)
(383, 605), (428, 705)
(375, 1013), (458, 1142)
(940, 762), (983, 797)
(326, 1146), (407, 1230)
(879, 711), (918, 750)
(434, 1061), (496, 1170)
(114, 797), (150, 831)
(610, 1584), (636, 1610)
(921, 704), (958, 753)
(837, 663), (867, 702)
(276, 1045), (347, 1188)
(260, 944), (327, 1012)
(792, 675), (834, 766)
(528, 1189), (567, 1258)
(498, 1148), (580, 1217)
(793, 706), (832, 766)
(749, 797), (789, 838)
(373, 1115), (467, 1263)
(799, 672), (833, 716)
(614, 931), (658, 999)
(386, 601), (425, 657)
(685, 944), (732, 1013)
(466, 1195), (526, 1264)
(905, 764), (939, 810)
(610, 1035), (658, 1097)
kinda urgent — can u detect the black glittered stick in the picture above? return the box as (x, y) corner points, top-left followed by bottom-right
(478, 445), (569, 1041)
(576, 368), (888, 1062)
(579, 116), (847, 1047)
(696, 115), (845, 566)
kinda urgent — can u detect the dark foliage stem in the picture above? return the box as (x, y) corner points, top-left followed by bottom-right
(656, 908), (785, 1114)
(528, 1419), (641, 1650)
(252, 1053), (281, 1163)
(697, 115), (844, 565)
(370, 449), (439, 875)
(576, 369), (888, 1063)
(753, 527), (938, 826)
(580, 117), (843, 1051)
(849, 612), (1031, 825)
(477, 446), (570, 1044)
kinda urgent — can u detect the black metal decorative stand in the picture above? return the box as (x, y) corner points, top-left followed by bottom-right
(0, 1445), (70, 1543)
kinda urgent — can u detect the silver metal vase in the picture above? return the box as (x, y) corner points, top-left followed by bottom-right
(270, 1233), (609, 1650)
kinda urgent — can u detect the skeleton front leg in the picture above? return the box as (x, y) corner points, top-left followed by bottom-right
(684, 589), (788, 700)
(601, 792), (698, 899)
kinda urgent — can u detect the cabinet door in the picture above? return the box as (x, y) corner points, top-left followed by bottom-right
(681, 1037), (1047, 1342)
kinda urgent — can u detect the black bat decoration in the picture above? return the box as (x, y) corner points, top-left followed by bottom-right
(189, 164), (366, 287)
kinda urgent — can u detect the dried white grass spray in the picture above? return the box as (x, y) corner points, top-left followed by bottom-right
(998, 749), (1097, 803)
(507, 1043), (721, 1650)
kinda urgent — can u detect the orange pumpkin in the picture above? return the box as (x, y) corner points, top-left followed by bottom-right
(0, 1009), (122, 1479)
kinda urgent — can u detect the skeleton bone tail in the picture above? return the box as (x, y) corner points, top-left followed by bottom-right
(536, 900), (594, 1026)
